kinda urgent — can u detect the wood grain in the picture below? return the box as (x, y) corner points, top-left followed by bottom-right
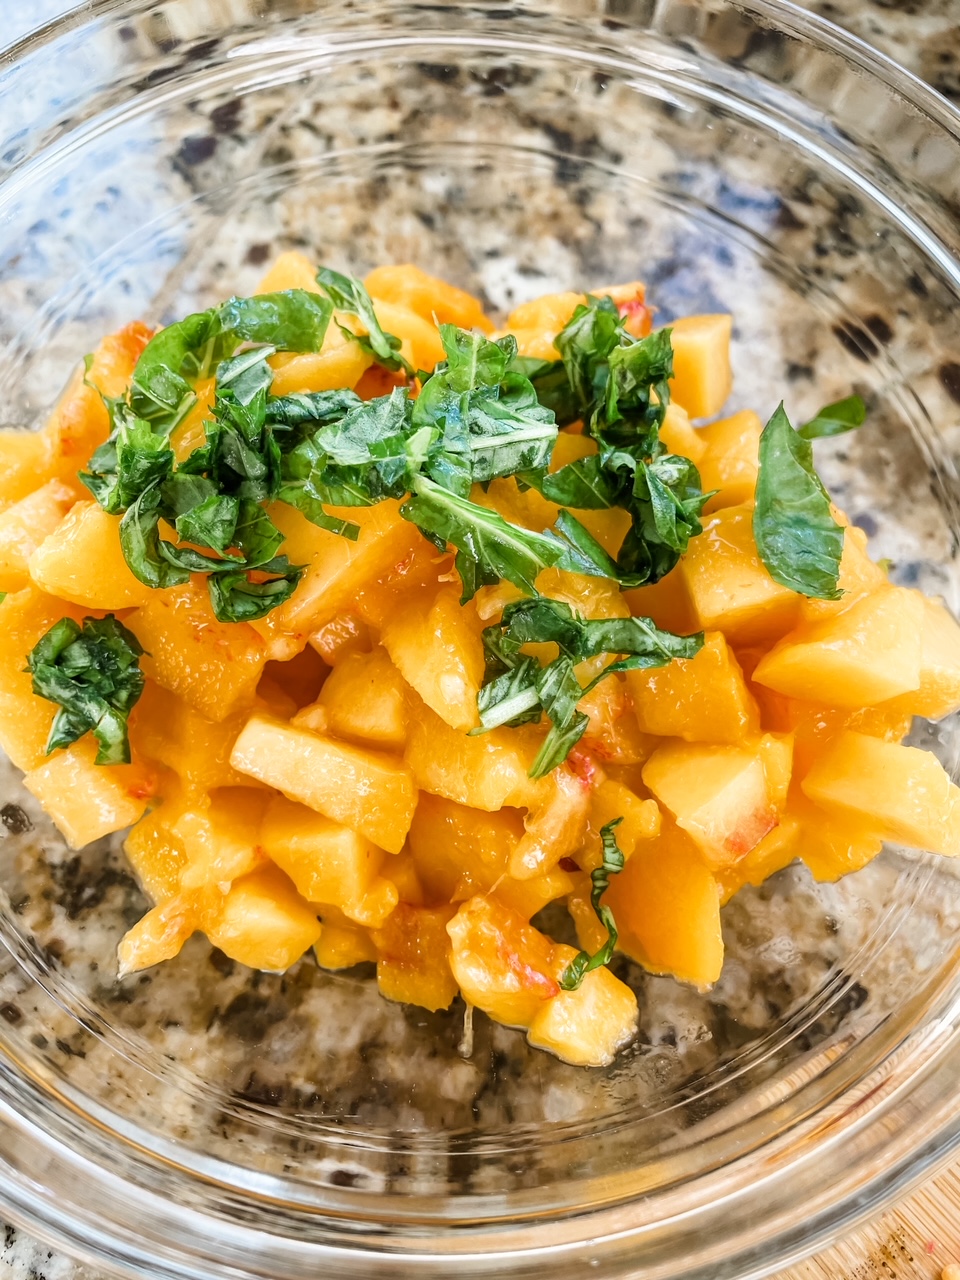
(776, 1165), (960, 1280)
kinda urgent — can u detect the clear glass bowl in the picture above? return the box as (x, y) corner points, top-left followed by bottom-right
(2, 2), (960, 1276)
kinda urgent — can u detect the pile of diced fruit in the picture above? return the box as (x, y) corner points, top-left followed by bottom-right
(0, 253), (958, 1069)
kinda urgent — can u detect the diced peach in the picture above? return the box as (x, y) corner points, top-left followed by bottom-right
(381, 587), (485, 732)
(84, 320), (153, 400)
(260, 794), (388, 912)
(627, 631), (760, 745)
(716, 816), (801, 904)
(404, 698), (542, 811)
(310, 646), (408, 749)
(314, 918), (378, 970)
(504, 292), (585, 359)
(798, 523), (887, 624)
(204, 865), (321, 971)
(365, 264), (493, 333)
(259, 645), (328, 711)
(603, 820), (724, 988)
(579, 671), (654, 763)
(230, 715), (416, 853)
(117, 891), (203, 975)
(363, 299), (445, 372)
(0, 588), (88, 770)
(407, 793), (522, 901)
(659, 403), (707, 463)
(447, 896), (560, 1028)
(0, 482), (77, 593)
(381, 851), (425, 906)
(29, 501), (154, 609)
(0, 429), (57, 512)
(174, 788), (268, 890)
(269, 341), (373, 396)
(494, 867), (576, 921)
(526, 957), (638, 1067)
(169, 378), (216, 463)
(272, 499), (424, 633)
(309, 613), (372, 666)
(126, 581), (266, 722)
(622, 567), (699, 636)
(679, 503), (801, 644)
(667, 314), (732, 419)
(753, 586), (924, 708)
(753, 691), (912, 777)
(130, 682), (257, 796)
(802, 731), (960, 857)
(789, 792), (883, 882)
(372, 903), (458, 1011)
(578, 778), (661, 870)
(124, 801), (191, 901)
(642, 737), (788, 866)
(22, 737), (154, 850)
(509, 765), (592, 880)
(698, 410), (762, 512)
(877, 596), (960, 722)
(256, 250), (323, 295)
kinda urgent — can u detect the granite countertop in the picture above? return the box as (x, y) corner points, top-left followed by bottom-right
(1, 1), (959, 1278)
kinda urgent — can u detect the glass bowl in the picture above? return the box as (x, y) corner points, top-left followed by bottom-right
(1, 1), (960, 1276)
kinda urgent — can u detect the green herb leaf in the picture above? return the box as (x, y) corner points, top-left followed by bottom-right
(797, 394), (867, 440)
(27, 615), (145, 766)
(559, 818), (625, 990)
(528, 451), (621, 509)
(475, 598), (702, 773)
(315, 267), (411, 374)
(401, 476), (614, 599)
(753, 402), (845, 600)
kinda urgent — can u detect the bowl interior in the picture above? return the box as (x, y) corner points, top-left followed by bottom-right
(2, 0), (960, 1266)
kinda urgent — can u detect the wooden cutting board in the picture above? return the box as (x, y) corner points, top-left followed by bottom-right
(776, 1164), (960, 1279)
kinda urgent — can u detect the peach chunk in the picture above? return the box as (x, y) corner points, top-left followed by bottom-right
(578, 778), (662, 870)
(407, 793), (522, 902)
(642, 736), (790, 866)
(0, 481), (76, 593)
(405, 698), (542, 811)
(798, 523), (887, 624)
(659, 403), (707, 463)
(29, 501), (154, 610)
(130, 682), (258, 797)
(715, 817), (801, 905)
(526, 958), (638, 1067)
(23, 738), (154, 850)
(622, 567), (699, 636)
(789, 793), (883, 882)
(372, 902), (458, 1011)
(272, 499), (424, 633)
(753, 586), (924, 709)
(627, 631), (760, 744)
(604, 820), (724, 988)
(310, 646), (409, 749)
(509, 765), (591, 880)
(260, 794), (392, 920)
(381, 586), (485, 732)
(878, 596), (960, 722)
(204, 865), (322, 972)
(314, 918), (378, 971)
(230, 715), (417, 854)
(366, 264), (493, 333)
(679, 504), (801, 645)
(447, 896), (561, 1028)
(126, 581), (266, 722)
(802, 731), (960, 857)
(0, 587), (88, 771)
(173, 788), (269, 890)
(667, 314), (733, 419)
(124, 801), (191, 901)
(0, 429), (57, 512)
(698, 410), (762, 512)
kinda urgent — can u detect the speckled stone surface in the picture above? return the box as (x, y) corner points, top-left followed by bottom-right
(0, 1), (959, 1276)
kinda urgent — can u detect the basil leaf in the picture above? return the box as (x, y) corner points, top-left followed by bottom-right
(215, 291), (332, 355)
(266, 389), (363, 431)
(559, 818), (625, 990)
(475, 656), (543, 730)
(175, 494), (240, 553)
(530, 657), (590, 777)
(797, 394), (867, 440)
(602, 327), (673, 448)
(402, 476), (612, 597)
(27, 615), (146, 766)
(216, 346), (275, 405)
(555, 296), (623, 417)
(275, 480), (361, 540)
(528, 451), (621, 509)
(509, 355), (580, 425)
(119, 490), (192, 591)
(315, 268), (411, 374)
(206, 558), (304, 623)
(753, 402), (845, 600)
